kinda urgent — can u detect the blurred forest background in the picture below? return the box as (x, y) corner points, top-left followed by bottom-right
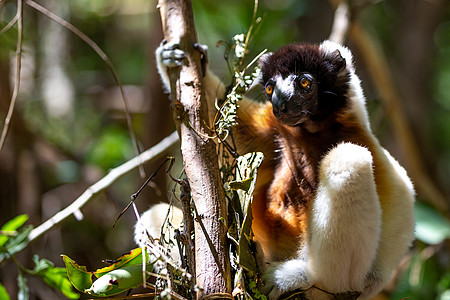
(0, 0), (450, 299)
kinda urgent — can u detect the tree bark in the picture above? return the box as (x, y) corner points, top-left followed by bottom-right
(157, 0), (231, 298)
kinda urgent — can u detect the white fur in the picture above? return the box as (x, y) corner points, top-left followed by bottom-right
(320, 41), (371, 131)
(146, 40), (416, 299)
(263, 258), (314, 299)
(359, 147), (415, 299)
(263, 144), (382, 299)
(275, 74), (296, 99)
(134, 203), (183, 265)
(311, 143), (381, 293)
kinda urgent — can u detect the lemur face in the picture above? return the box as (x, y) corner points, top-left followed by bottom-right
(260, 43), (350, 126)
(264, 72), (319, 126)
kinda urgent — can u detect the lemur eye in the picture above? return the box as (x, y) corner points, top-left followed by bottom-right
(299, 75), (312, 90)
(265, 84), (274, 96)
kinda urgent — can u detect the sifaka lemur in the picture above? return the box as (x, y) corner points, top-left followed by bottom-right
(134, 40), (415, 300)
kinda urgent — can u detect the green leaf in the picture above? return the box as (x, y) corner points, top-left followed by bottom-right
(32, 255), (79, 299)
(17, 271), (29, 300)
(229, 178), (253, 192)
(86, 265), (151, 296)
(0, 215), (29, 247)
(62, 248), (149, 297)
(61, 255), (94, 293)
(0, 225), (33, 263)
(42, 267), (80, 299)
(93, 248), (147, 278)
(32, 255), (54, 274)
(414, 202), (450, 245)
(0, 283), (11, 300)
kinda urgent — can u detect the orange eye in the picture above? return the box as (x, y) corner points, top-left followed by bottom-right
(300, 77), (311, 89)
(265, 85), (273, 95)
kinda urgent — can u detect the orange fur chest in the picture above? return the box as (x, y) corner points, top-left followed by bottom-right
(250, 136), (320, 259)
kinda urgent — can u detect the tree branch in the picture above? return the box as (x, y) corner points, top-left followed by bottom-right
(28, 131), (179, 243)
(328, 0), (350, 44)
(0, 0), (23, 151)
(157, 0), (231, 298)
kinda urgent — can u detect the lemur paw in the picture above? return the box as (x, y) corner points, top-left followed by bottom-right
(157, 40), (187, 68)
(156, 40), (209, 76)
(262, 261), (313, 299)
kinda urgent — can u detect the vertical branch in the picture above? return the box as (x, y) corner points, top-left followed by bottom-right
(157, 0), (231, 298)
(328, 0), (350, 44)
(0, 0), (23, 151)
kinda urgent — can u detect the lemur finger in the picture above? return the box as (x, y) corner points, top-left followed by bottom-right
(193, 42), (208, 55)
(161, 58), (183, 68)
(160, 48), (186, 60)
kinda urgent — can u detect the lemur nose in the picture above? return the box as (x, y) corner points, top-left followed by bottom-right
(273, 100), (287, 118)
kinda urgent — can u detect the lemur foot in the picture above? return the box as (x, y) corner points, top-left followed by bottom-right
(262, 260), (313, 300)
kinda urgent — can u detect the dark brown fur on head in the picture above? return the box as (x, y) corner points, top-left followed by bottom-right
(259, 43), (351, 123)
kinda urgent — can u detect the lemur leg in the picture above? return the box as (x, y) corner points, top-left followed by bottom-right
(262, 143), (381, 299)
(310, 143), (381, 294)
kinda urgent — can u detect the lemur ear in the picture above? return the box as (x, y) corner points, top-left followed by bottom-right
(330, 49), (346, 73)
(257, 52), (273, 85)
(320, 40), (354, 73)
(258, 52), (273, 68)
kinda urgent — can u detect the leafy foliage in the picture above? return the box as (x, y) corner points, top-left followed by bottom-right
(228, 152), (267, 300)
(0, 215), (78, 299)
(0, 215), (31, 264)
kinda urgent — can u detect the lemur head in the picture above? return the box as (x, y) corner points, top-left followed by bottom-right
(259, 41), (352, 127)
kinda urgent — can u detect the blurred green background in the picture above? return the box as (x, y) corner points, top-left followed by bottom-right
(0, 0), (449, 299)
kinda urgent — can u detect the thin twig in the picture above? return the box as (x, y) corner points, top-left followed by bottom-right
(25, 0), (145, 177)
(0, 0), (23, 151)
(0, 13), (19, 35)
(241, 0), (259, 69)
(27, 131), (179, 243)
(114, 157), (175, 226)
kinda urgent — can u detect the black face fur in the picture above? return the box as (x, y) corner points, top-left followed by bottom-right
(259, 43), (350, 127)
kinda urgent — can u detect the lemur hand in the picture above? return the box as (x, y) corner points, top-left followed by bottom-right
(156, 40), (208, 75)
(157, 40), (186, 68)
